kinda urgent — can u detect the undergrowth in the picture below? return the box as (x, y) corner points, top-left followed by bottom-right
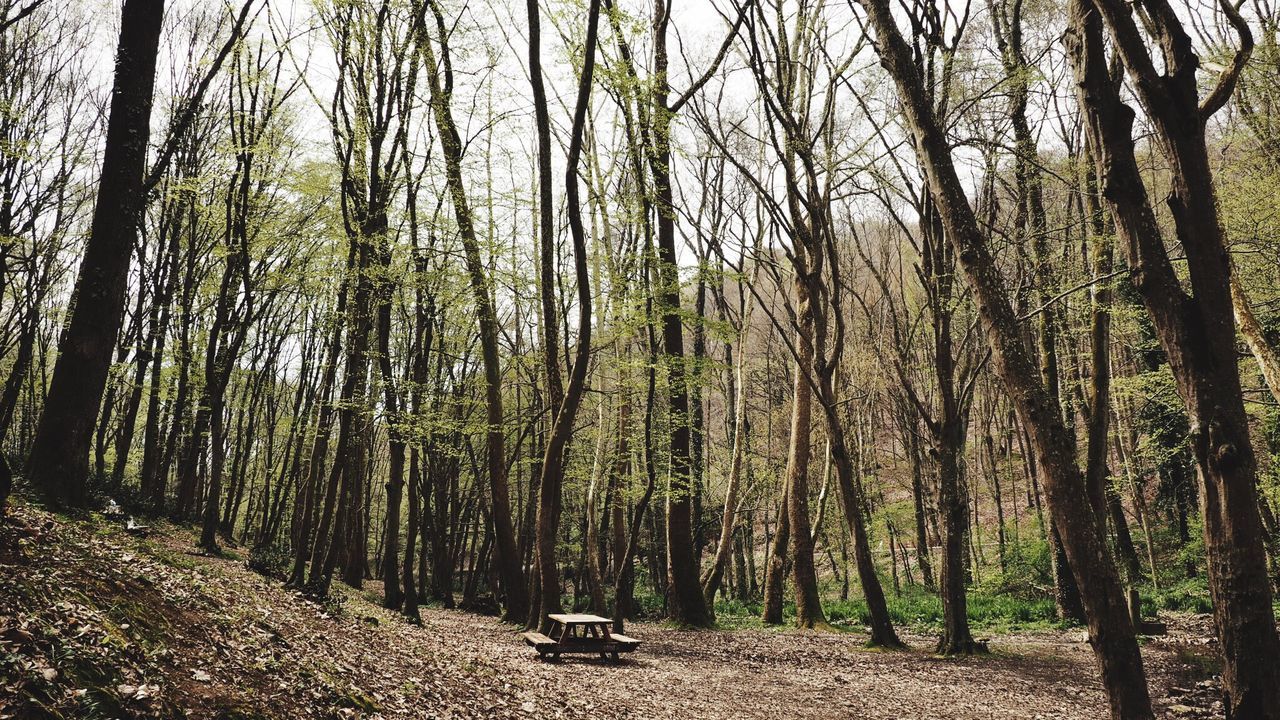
(707, 585), (1060, 634)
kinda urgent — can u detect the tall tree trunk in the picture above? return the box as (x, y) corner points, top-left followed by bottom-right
(415, 0), (526, 622)
(374, 226), (404, 610)
(583, 399), (609, 615)
(647, 0), (712, 628)
(137, 219), (181, 501)
(527, 0), (600, 631)
(525, 0), (566, 630)
(786, 254), (826, 629)
(906, 426), (935, 591)
(1069, 0), (1280, 712)
(24, 0), (164, 507)
(859, 0), (1153, 713)
(613, 326), (660, 634)
(819, 398), (902, 647)
(702, 326), (750, 604)
(288, 255), (350, 588)
(0, 306), (38, 444)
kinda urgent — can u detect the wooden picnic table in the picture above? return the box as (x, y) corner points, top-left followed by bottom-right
(521, 613), (640, 661)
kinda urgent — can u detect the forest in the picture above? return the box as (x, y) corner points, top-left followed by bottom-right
(2, 0), (1280, 717)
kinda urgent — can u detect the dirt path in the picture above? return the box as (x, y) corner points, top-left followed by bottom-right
(2, 504), (1221, 719)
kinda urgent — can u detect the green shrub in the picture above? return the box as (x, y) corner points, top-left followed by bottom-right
(989, 535), (1053, 599)
(1141, 576), (1213, 615)
(822, 585), (1057, 633)
(247, 543), (292, 581)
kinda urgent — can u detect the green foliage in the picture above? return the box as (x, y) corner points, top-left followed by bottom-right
(1141, 576), (1214, 616)
(1260, 406), (1280, 504)
(84, 471), (149, 517)
(628, 580), (669, 620)
(987, 534), (1054, 600)
(246, 543), (292, 581)
(710, 583), (1059, 634)
(1119, 367), (1193, 476)
(824, 586), (1059, 633)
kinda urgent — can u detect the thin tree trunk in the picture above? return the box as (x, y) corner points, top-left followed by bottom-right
(702, 309), (752, 604)
(415, 0), (527, 622)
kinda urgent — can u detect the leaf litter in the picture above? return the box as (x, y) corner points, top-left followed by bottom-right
(1, 500), (1222, 719)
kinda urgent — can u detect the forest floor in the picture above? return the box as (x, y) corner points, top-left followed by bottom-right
(1, 499), (1226, 720)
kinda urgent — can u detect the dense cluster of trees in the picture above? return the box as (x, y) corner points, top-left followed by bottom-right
(4, 0), (1280, 716)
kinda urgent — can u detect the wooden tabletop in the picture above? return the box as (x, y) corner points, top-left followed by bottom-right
(547, 613), (611, 625)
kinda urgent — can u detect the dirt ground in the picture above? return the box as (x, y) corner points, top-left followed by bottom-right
(1, 503), (1223, 719)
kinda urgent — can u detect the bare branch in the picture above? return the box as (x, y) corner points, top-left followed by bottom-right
(144, 0), (259, 192)
(0, 0), (44, 33)
(1200, 0), (1253, 120)
(668, 0), (753, 114)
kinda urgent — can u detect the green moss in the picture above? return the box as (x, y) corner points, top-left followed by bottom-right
(337, 688), (380, 713)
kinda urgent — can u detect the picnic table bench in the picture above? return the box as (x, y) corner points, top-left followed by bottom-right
(522, 613), (639, 661)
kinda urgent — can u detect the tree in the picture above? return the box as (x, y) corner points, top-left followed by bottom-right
(1067, 0), (1280, 712)
(414, 0), (527, 623)
(528, 0), (602, 631)
(853, 0), (1153, 713)
(23, 0), (167, 508)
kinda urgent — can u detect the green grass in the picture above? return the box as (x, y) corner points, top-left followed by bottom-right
(1140, 576), (1214, 615)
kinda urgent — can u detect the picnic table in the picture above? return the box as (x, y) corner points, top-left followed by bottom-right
(521, 613), (640, 661)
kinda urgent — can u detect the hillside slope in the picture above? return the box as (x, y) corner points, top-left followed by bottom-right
(1, 500), (1221, 719)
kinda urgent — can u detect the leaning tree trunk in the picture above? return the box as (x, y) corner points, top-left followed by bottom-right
(415, 0), (527, 622)
(819, 399), (902, 647)
(1230, 274), (1280, 406)
(859, 0), (1153, 714)
(528, 0), (600, 632)
(24, 0), (165, 508)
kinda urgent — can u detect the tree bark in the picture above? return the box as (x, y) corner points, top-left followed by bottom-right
(786, 251), (827, 629)
(24, 0), (165, 508)
(415, 0), (527, 622)
(1230, 274), (1280, 406)
(858, 0), (1153, 713)
(528, 0), (600, 631)
(702, 324), (751, 604)
(1068, 0), (1280, 711)
(761, 480), (790, 625)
